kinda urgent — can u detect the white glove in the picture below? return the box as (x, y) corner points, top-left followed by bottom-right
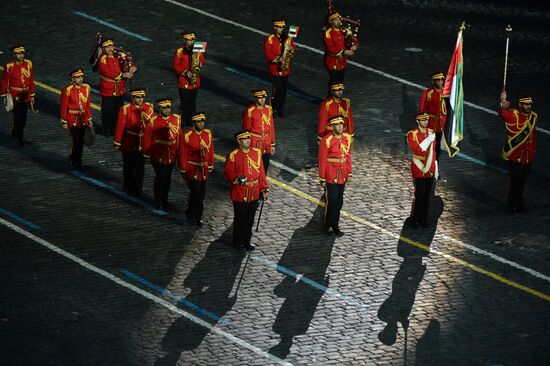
(419, 133), (435, 151)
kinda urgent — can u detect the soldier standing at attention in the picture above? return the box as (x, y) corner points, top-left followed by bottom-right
(1, 45), (35, 146)
(224, 130), (269, 251)
(179, 112), (214, 226)
(419, 72), (447, 161)
(318, 82), (354, 142)
(323, 12), (357, 93)
(60, 68), (92, 171)
(318, 116), (352, 236)
(114, 88), (154, 197)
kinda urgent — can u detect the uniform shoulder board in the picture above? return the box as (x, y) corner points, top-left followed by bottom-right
(82, 83), (90, 89)
(122, 103), (131, 113)
(100, 54), (107, 64)
(325, 99), (333, 109)
(253, 147), (262, 154)
(247, 105), (256, 117)
(344, 133), (353, 145)
(184, 129), (193, 143)
(426, 88), (434, 101)
(204, 128), (212, 135)
(267, 105), (273, 111)
(268, 34), (275, 44)
(325, 28), (332, 38)
(65, 85), (73, 95)
(6, 61), (14, 68)
(326, 135), (333, 148)
(531, 111), (538, 119)
(229, 148), (239, 162)
(176, 47), (184, 56)
(24, 59), (33, 67)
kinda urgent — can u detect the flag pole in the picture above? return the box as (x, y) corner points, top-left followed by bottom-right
(502, 25), (513, 92)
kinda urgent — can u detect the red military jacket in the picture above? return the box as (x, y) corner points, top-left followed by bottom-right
(318, 97), (355, 140)
(224, 147), (268, 203)
(419, 87), (447, 133)
(323, 27), (347, 71)
(242, 104), (276, 154)
(498, 102), (537, 164)
(178, 127), (215, 181)
(0, 59), (35, 102)
(98, 54), (126, 97)
(60, 83), (92, 128)
(172, 46), (206, 90)
(407, 127), (437, 179)
(264, 33), (296, 77)
(318, 133), (353, 184)
(114, 102), (154, 152)
(142, 114), (182, 164)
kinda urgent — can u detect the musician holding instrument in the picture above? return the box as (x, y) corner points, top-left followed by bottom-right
(60, 68), (92, 171)
(323, 12), (358, 93)
(1, 45), (36, 147)
(98, 38), (137, 137)
(264, 19), (296, 118)
(173, 32), (206, 127)
(498, 92), (537, 214)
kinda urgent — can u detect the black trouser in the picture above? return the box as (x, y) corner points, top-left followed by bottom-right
(262, 153), (271, 175)
(101, 95), (124, 136)
(152, 162), (174, 207)
(270, 75), (288, 114)
(122, 151), (145, 196)
(324, 183), (345, 230)
(186, 179), (207, 222)
(178, 88), (198, 127)
(232, 200), (259, 248)
(411, 178), (434, 225)
(435, 131), (443, 161)
(69, 127), (85, 168)
(507, 161), (531, 211)
(12, 99), (28, 142)
(327, 69), (346, 96)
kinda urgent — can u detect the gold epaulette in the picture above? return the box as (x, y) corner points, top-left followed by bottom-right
(268, 34), (275, 44)
(83, 83), (90, 90)
(24, 59), (33, 67)
(184, 129), (193, 143)
(100, 54), (107, 64)
(122, 103), (131, 114)
(325, 99), (333, 110)
(228, 148), (239, 162)
(326, 135), (333, 148)
(65, 85), (73, 95)
(426, 88), (434, 101)
(176, 47), (183, 56)
(247, 105), (255, 118)
(325, 28), (332, 38)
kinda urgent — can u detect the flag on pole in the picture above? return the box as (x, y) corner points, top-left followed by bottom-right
(442, 23), (465, 158)
(288, 25), (300, 38)
(193, 41), (207, 53)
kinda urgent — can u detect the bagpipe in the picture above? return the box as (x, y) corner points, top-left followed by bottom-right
(326, 0), (361, 49)
(89, 33), (136, 73)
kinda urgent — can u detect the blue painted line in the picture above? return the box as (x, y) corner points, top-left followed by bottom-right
(252, 256), (370, 310)
(455, 152), (508, 174)
(120, 269), (231, 325)
(74, 11), (153, 42)
(224, 67), (321, 103)
(0, 208), (41, 230)
(70, 170), (167, 216)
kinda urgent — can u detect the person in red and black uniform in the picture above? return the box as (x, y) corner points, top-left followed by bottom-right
(114, 88), (154, 197)
(318, 116), (352, 236)
(242, 89), (276, 174)
(173, 32), (205, 127)
(419, 72), (447, 161)
(224, 130), (269, 251)
(179, 112), (214, 226)
(264, 19), (296, 117)
(406, 112), (437, 228)
(60, 68), (92, 171)
(499, 91), (537, 213)
(1, 45), (35, 146)
(323, 12), (358, 94)
(98, 38), (137, 136)
(143, 98), (182, 210)
(318, 82), (354, 142)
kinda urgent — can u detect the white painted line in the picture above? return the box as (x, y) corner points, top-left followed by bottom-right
(162, 0), (550, 138)
(270, 160), (307, 179)
(435, 233), (550, 283)
(0, 217), (293, 366)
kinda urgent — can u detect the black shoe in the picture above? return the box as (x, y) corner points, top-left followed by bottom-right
(326, 227), (334, 236)
(333, 228), (344, 237)
(244, 243), (256, 251)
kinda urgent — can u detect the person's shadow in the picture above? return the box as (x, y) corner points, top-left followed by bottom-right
(154, 227), (246, 366)
(269, 204), (335, 359)
(377, 196), (444, 353)
(414, 319), (441, 366)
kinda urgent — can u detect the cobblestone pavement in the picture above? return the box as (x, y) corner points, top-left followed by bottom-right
(1, 1), (549, 365)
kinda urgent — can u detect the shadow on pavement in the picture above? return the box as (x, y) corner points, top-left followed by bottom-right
(269, 203), (335, 359)
(377, 196), (444, 358)
(154, 227), (246, 366)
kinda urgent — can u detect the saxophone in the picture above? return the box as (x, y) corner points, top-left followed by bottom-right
(280, 36), (294, 72)
(190, 52), (202, 85)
